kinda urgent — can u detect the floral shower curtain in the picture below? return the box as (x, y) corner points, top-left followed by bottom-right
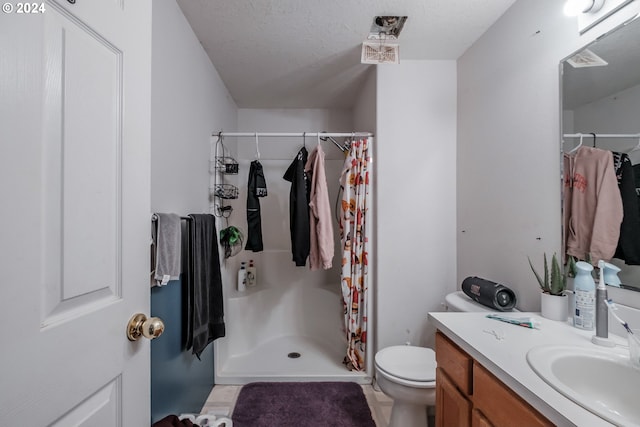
(339, 137), (371, 371)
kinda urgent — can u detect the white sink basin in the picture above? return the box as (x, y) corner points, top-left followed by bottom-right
(527, 345), (640, 427)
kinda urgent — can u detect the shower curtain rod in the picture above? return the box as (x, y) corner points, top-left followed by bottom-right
(563, 132), (640, 138)
(215, 132), (373, 138)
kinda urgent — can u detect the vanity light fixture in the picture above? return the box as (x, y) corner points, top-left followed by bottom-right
(564, 0), (606, 16)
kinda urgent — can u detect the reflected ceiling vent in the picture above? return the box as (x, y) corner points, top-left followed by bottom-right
(361, 16), (407, 65)
(567, 48), (608, 68)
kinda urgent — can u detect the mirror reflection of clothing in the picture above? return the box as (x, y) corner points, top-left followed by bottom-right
(613, 152), (640, 264)
(564, 146), (623, 264)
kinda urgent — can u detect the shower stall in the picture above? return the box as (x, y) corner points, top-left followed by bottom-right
(213, 132), (373, 385)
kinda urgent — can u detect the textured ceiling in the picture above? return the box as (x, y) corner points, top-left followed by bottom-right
(177, 0), (517, 108)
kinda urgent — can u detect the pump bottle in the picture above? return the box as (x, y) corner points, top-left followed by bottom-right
(237, 262), (247, 292)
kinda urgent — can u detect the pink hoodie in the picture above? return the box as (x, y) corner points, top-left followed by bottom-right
(305, 145), (334, 270)
(564, 146), (623, 264)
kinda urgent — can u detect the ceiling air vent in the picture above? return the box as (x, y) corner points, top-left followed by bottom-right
(361, 41), (399, 64)
(567, 48), (608, 68)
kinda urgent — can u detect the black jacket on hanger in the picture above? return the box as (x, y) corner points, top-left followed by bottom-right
(283, 147), (310, 266)
(245, 160), (267, 252)
(613, 152), (640, 264)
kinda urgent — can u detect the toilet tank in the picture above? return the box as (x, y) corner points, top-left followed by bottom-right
(445, 291), (518, 312)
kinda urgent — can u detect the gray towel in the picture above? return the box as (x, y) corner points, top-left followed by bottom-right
(153, 213), (182, 286)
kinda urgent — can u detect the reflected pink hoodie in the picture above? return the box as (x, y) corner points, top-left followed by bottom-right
(565, 146), (623, 264)
(305, 145), (334, 270)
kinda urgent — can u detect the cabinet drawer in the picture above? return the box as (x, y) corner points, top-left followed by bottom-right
(473, 363), (553, 427)
(436, 331), (473, 395)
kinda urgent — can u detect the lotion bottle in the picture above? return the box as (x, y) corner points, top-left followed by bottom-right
(573, 261), (595, 330)
(237, 262), (247, 292)
(246, 259), (257, 287)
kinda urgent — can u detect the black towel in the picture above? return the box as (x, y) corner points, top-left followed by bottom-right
(185, 214), (225, 359)
(245, 160), (267, 251)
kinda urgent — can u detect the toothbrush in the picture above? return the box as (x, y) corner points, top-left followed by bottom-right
(605, 299), (634, 335)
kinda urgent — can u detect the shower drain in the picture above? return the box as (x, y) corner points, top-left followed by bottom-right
(287, 352), (301, 359)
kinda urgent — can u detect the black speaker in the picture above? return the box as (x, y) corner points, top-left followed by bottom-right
(461, 276), (517, 311)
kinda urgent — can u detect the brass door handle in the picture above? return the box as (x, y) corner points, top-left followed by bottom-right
(126, 313), (165, 341)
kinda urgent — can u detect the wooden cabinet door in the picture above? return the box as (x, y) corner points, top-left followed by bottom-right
(472, 409), (494, 427)
(473, 363), (553, 427)
(436, 368), (472, 427)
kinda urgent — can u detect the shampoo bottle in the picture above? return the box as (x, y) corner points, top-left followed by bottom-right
(246, 259), (257, 287)
(237, 262), (247, 292)
(573, 261), (595, 330)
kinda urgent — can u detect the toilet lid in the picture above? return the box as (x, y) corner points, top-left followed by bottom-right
(375, 346), (436, 382)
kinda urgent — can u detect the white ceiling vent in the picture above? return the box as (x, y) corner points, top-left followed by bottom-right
(567, 48), (608, 68)
(361, 41), (399, 64)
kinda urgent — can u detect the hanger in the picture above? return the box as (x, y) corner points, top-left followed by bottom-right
(254, 132), (260, 160)
(627, 135), (640, 153)
(568, 133), (584, 154)
(302, 132), (306, 149)
(590, 132), (597, 147)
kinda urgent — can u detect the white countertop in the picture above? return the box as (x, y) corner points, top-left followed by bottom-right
(428, 311), (630, 427)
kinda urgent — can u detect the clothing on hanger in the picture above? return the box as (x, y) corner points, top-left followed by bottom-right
(305, 144), (334, 270)
(283, 146), (310, 266)
(613, 152), (640, 264)
(245, 160), (267, 252)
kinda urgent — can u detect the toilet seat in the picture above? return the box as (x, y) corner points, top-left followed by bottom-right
(375, 346), (436, 388)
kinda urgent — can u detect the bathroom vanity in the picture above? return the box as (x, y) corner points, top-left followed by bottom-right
(429, 312), (629, 427)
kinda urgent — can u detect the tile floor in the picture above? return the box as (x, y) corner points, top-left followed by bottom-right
(200, 383), (394, 427)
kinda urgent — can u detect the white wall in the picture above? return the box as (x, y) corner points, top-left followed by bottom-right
(572, 83), (640, 156)
(150, 0), (237, 403)
(151, 0), (237, 214)
(376, 61), (457, 351)
(457, 0), (640, 311)
(353, 68), (377, 133)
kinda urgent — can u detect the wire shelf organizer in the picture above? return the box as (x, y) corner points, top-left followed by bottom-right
(211, 134), (239, 217)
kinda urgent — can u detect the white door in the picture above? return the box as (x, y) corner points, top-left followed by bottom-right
(0, 0), (152, 425)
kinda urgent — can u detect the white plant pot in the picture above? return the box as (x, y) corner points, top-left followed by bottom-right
(540, 292), (568, 322)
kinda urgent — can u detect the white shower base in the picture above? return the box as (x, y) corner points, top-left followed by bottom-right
(214, 271), (371, 385)
(216, 334), (370, 384)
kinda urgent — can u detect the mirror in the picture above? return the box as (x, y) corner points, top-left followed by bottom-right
(561, 14), (640, 290)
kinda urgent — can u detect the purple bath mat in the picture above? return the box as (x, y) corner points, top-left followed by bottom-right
(231, 381), (376, 427)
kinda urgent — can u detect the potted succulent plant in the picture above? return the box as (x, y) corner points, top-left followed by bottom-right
(528, 253), (571, 321)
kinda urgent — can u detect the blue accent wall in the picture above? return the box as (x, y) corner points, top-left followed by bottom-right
(150, 278), (214, 423)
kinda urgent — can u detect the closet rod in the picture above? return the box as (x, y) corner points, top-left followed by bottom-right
(215, 132), (373, 138)
(563, 132), (640, 138)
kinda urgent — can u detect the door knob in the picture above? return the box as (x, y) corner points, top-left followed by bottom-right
(126, 313), (165, 341)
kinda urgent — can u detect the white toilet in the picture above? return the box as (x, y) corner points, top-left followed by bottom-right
(374, 291), (516, 427)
